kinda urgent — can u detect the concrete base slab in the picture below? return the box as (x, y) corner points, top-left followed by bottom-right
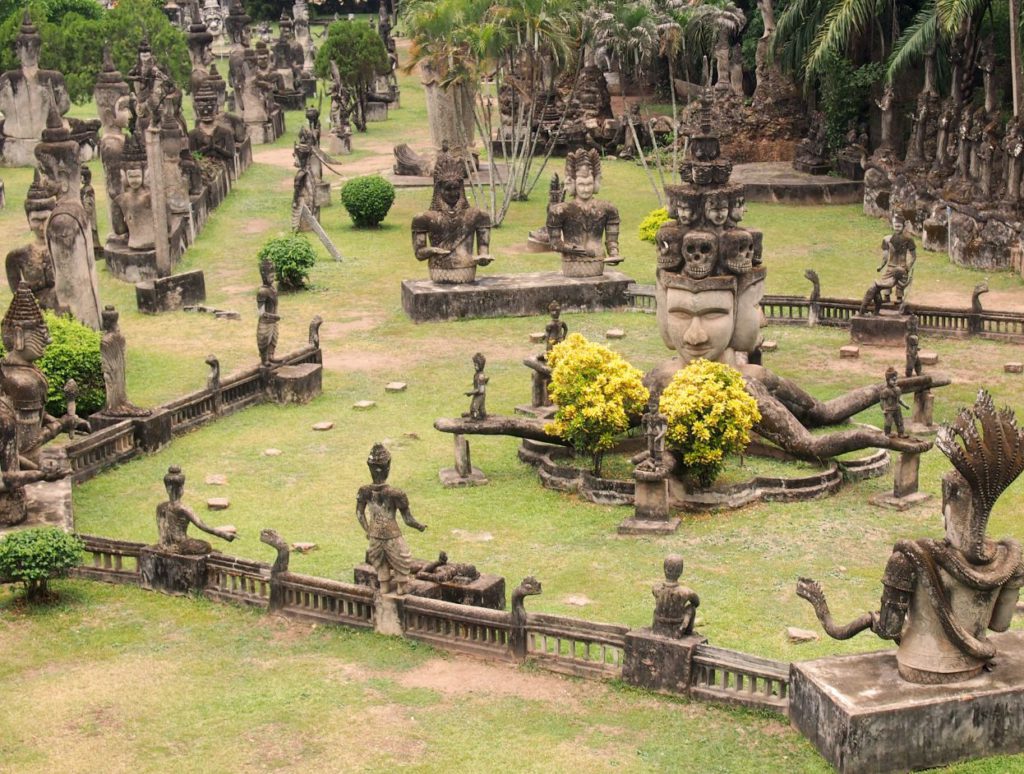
(438, 466), (488, 487)
(790, 631), (1024, 774)
(850, 313), (911, 347)
(514, 404), (555, 419)
(402, 270), (634, 322)
(617, 517), (681, 535)
(136, 270), (206, 313)
(868, 491), (932, 511)
(730, 162), (863, 204)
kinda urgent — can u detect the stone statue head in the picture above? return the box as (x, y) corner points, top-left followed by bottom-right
(367, 442), (392, 485)
(120, 132), (147, 190)
(34, 106), (81, 194)
(293, 139), (312, 169)
(681, 230), (718, 280)
(430, 145), (468, 211)
(656, 272), (737, 365)
(892, 213), (906, 234)
(24, 169), (57, 240)
(472, 352), (486, 372)
(226, 1), (252, 45)
(187, 17), (215, 67)
(565, 148), (601, 200)
(885, 366), (898, 386)
(2, 282), (51, 361)
(666, 185), (700, 226)
(548, 300), (561, 320)
(663, 554), (684, 584)
(728, 189), (746, 223)
(15, 11), (41, 69)
(730, 267), (766, 355)
(279, 12), (294, 39)
(194, 85), (218, 121)
(255, 41), (271, 69)
(101, 305), (119, 332)
(719, 228), (754, 275)
(259, 257), (275, 285)
(163, 465), (186, 502)
(95, 48), (132, 130)
(703, 191), (730, 227)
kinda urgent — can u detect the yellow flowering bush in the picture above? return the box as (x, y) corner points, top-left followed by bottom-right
(638, 207), (671, 243)
(659, 359), (761, 488)
(545, 333), (649, 476)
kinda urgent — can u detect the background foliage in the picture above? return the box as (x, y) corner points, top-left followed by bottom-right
(0, 527), (83, 601)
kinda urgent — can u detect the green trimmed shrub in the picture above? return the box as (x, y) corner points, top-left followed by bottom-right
(0, 527), (84, 602)
(638, 207), (671, 243)
(340, 175), (396, 228)
(257, 233), (317, 291)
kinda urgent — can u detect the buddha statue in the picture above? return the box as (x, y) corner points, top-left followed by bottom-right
(547, 148), (622, 277)
(110, 132), (157, 252)
(6, 171), (58, 311)
(411, 145), (493, 284)
(798, 391), (1024, 684)
(189, 84), (236, 176)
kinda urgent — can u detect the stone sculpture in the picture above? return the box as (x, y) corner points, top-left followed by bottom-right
(651, 554), (700, 638)
(798, 390), (1024, 684)
(80, 166), (101, 258)
(633, 397), (669, 477)
(859, 214), (916, 315)
(415, 551), (480, 584)
(6, 171), (57, 310)
(393, 144), (431, 177)
(110, 132), (156, 252)
(411, 145), (493, 283)
(256, 257), (279, 366)
(792, 111), (830, 175)
(291, 134), (319, 230)
(186, 5), (218, 101)
(526, 173), (565, 251)
(94, 49), (132, 242)
(34, 107), (102, 329)
(547, 149), (622, 277)
(879, 367), (909, 437)
(99, 305), (150, 418)
(226, 1), (284, 144)
(356, 443), (427, 595)
(189, 84), (236, 177)
(544, 300), (568, 353)
(327, 62), (353, 154)
(463, 353), (488, 421)
(154, 465), (237, 554)
(905, 327), (922, 378)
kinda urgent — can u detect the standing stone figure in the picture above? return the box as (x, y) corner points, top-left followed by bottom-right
(291, 137), (319, 230)
(880, 367), (909, 438)
(110, 132), (156, 252)
(547, 148), (622, 277)
(6, 171), (57, 310)
(463, 352), (488, 420)
(905, 331), (922, 378)
(859, 214), (916, 315)
(100, 305), (149, 418)
(256, 258), (279, 366)
(411, 145), (493, 284)
(80, 167), (101, 258)
(798, 391), (1024, 684)
(633, 397), (669, 476)
(651, 554), (700, 638)
(356, 443), (427, 594)
(154, 465), (237, 555)
(1002, 115), (1024, 203)
(544, 300), (568, 355)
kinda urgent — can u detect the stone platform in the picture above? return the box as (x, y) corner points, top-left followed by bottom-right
(136, 270), (207, 313)
(850, 312), (910, 347)
(731, 162), (863, 205)
(790, 631), (1024, 774)
(402, 270), (634, 322)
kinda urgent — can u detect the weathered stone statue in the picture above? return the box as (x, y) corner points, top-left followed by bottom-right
(792, 111), (830, 174)
(0, 12), (73, 166)
(356, 443), (427, 594)
(526, 173), (565, 250)
(6, 171), (57, 310)
(291, 135), (319, 231)
(879, 367), (909, 437)
(905, 329), (922, 378)
(798, 390), (1024, 684)
(651, 554), (700, 638)
(256, 257), (279, 366)
(1002, 115), (1024, 203)
(186, 7), (218, 102)
(544, 300), (568, 354)
(94, 49), (132, 241)
(34, 107), (102, 329)
(154, 465), (237, 554)
(411, 145), (493, 283)
(547, 149), (622, 277)
(327, 61), (353, 154)
(80, 166), (101, 258)
(859, 214), (916, 315)
(463, 353), (488, 420)
(110, 132), (156, 252)
(226, 1), (284, 144)
(99, 305), (150, 418)
(633, 397), (669, 477)
(189, 84), (236, 178)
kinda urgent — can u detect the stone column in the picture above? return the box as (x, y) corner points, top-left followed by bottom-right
(622, 630), (708, 695)
(145, 124), (172, 278)
(439, 434), (488, 487)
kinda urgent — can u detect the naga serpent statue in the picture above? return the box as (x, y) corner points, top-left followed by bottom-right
(509, 576), (543, 658)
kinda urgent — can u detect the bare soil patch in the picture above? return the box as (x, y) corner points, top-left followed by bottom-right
(242, 218), (274, 235)
(253, 147), (298, 169)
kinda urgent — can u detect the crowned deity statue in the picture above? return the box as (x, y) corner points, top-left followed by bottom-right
(189, 84), (236, 177)
(110, 131), (156, 253)
(411, 144), (493, 284)
(256, 257), (279, 366)
(547, 148), (622, 277)
(798, 391), (1024, 684)
(99, 305), (150, 419)
(859, 214), (917, 315)
(291, 134), (319, 231)
(6, 171), (58, 311)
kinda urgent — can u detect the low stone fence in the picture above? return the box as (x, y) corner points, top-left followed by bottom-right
(65, 343), (322, 483)
(70, 533), (792, 715)
(626, 285), (1024, 344)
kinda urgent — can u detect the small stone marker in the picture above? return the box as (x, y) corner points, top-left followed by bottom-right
(205, 474), (228, 486)
(353, 400), (376, 410)
(605, 328), (625, 339)
(312, 421), (334, 431)
(214, 310), (241, 320)
(263, 448), (282, 456)
(529, 332), (545, 343)
(919, 350), (939, 365)
(761, 340), (778, 352)
(564, 594), (592, 607)
(839, 345), (860, 359)
(291, 542), (318, 553)
(385, 382), (407, 393)
(787, 626), (819, 644)
(207, 497), (230, 511)
(1006, 362), (1023, 374)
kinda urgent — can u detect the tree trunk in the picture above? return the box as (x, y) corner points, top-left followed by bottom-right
(1012, 0), (1022, 116)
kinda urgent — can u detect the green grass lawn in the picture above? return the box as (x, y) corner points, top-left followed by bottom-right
(2, 42), (1024, 773)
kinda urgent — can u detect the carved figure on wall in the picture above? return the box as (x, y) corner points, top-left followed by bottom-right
(256, 257), (279, 366)
(189, 84), (236, 176)
(462, 353), (488, 421)
(6, 171), (57, 310)
(652, 554), (700, 638)
(154, 465), (237, 554)
(356, 443), (427, 595)
(547, 148), (622, 277)
(411, 145), (493, 284)
(100, 305), (150, 418)
(880, 367), (909, 437)
(1002, 115), (1024, 203)
(797, 391), (1024, 684)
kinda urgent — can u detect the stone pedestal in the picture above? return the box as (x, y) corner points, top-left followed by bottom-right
(270, 363), (323, 404)
(619, 477), (680, 535)
(104, 243), (160, 282)
(401, 270), (634, 322)
(136, 270), (207, 313)
(790, 631), (1024, 774)
(132, 408), (173, 452)
(139, 547), (208, 595)
(850, 313), (910, 347)
(869, 451), (931, 511)
(908, 389), (936, 434)
(365, 101), (388, 122)
(439, 433), (488, 487)
(622, 630), (707, 695)
(374, 591), (404, 636)
(792, 159), (831, 175)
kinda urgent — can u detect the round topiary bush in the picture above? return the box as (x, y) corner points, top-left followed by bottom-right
(340, 175), (396, 228)
(638, 207), (671, 243)
(257, 233), (317, 291)
(0, 527), (84, 602)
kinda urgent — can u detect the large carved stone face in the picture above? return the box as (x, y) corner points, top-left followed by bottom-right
(124, 167), (144, 190)
(256, 50), (270, 69)
(704, 195), (729, 227)
(682, 231), (717, 280)
(439, 178), (462, 209)
(574, 169), (595, 202)
(675, 197), (698, 226)
(663, 287), (735, 364)
(17, 40), (40, 69)
(197, 98), (216, 120)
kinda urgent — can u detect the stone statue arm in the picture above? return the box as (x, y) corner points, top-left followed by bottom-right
(546, 210), (591, 258)
(877, 240), (890, 272)
(411, 218), (449, 261)
(183, 502), (237, 542)
(988, 561), (1024, 632)
(604, 207), (621, 259)
(397, 492), (426, 532)
(680, 589), (700, 634)
(110, 196), (128, 242)
(474, 214), (493, 265)
(356, 488), (370, 534)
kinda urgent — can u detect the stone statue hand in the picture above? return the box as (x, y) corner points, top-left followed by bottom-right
(62, 415), (91, 435)
(418, 246), (451, 260)
(414, 521), (427, 532)
(215, 525), (238, 541)
(41, 458), (71, 482)
(474, 254), (494, 267)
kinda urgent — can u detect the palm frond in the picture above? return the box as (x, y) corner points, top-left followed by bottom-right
(885, 0), (937, 82)
(935, 0), (989, 35)
(805, 0), (883, 76)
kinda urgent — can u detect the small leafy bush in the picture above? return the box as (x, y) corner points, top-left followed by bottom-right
(545, 333), (648, 477)
(0, 528), (83, 602)
(340, 175), (396, 228)
(638, 207), (671, 243)
(257, 233), (317, 291)
(659, 359), (761, 488)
